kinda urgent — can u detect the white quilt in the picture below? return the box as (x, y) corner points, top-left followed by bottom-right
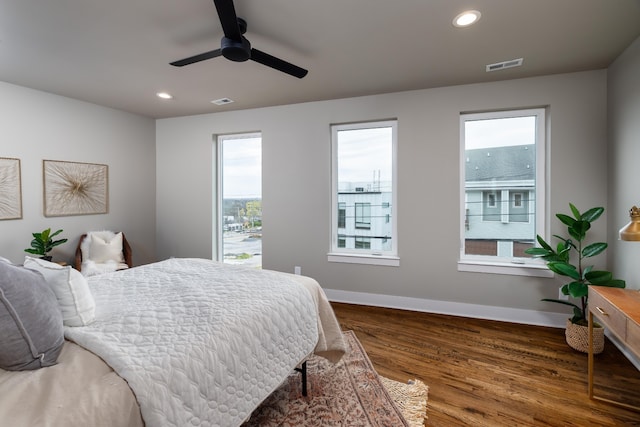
(64, 258), (320, 427)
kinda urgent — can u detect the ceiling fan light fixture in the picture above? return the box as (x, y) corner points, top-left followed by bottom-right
(453, 10), (481, 28)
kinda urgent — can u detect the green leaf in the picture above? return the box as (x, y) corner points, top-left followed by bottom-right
(547, 262), (581, 280)
(541, 298), (580, 310)
(585, 270), (613, 285)
(49, 239), (68, 248)
(49, 229), (63, 238)
(606, 279), (626, 289)
(581, 207), (604, 222)
(567, 281), (588, 298)
(536, 235), (553, 251)
(569, 203), (581, 220)
(568, 220), (590, 241)
(561, 284), (570, 295)
(556, 213), (575, 227)
(524, 247), (550, 256)
(555, 241), (567, 254)
(582, 242), (607, 258)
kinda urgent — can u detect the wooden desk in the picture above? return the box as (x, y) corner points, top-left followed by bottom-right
(588, 286), (640, 412)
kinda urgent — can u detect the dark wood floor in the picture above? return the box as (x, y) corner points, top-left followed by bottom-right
(331, 302), (640, 427)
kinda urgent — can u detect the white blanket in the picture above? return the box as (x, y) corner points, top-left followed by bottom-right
(65, 258), (326, 427)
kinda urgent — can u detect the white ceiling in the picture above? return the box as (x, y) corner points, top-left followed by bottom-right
(1, 0), (639, 119)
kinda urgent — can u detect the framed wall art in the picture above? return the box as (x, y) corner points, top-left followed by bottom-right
(0, 157), (23, 220)
(43, 160), (108, 217)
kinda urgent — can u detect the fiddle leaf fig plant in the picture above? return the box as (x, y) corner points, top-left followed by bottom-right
(525, 204), (625, 325)
(24, 228), (68, 260)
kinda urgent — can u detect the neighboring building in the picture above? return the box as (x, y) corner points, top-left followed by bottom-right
(464, 145), (535, 257)
(337, 181), (392, 252)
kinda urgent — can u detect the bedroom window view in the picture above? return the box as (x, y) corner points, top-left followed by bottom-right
(330, 120), (397, 262)
(218, 133), (262, 268)
(460, 108), (546, 264)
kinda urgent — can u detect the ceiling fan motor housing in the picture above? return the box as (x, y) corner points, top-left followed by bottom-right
(221, 36), (251, 62)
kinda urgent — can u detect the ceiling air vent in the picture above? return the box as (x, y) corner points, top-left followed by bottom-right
(211, 97), (234, 105)
(486, 58), (523, 72)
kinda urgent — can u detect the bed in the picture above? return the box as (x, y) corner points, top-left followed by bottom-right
(0, 257), (346, 427)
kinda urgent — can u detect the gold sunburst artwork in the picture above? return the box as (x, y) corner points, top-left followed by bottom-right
(44, 160), (108, 217)
(0, 157), (23, 220)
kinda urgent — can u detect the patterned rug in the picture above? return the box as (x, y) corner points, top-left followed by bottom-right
(242, 330), (428, 426)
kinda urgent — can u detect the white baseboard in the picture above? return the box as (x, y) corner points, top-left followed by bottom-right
(324, 288), (568, 328)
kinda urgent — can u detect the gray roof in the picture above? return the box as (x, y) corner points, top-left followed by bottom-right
(465, 145), (535, 182)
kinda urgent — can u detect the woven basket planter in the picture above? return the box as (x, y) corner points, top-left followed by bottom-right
(565, 319), (604, 354)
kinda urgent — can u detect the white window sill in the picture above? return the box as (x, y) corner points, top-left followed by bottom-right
(457, 260), (554, 277)
(328, 253), (400, 267)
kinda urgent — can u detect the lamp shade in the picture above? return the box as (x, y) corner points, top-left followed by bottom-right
(619, 206), (640, 241)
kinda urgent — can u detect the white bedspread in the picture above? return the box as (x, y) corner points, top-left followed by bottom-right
(65, 258), (325, 427)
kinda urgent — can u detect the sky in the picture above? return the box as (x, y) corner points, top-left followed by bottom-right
(337, 126), (392, 186)
(220, 135), (261, 199)
(465, 116), (536, 150)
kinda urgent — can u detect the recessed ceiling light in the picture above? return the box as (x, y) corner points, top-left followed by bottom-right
(156, 92), (173, 99)
(453, 10), (481, 28)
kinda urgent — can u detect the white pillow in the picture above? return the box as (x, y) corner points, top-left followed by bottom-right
(23, 256), (95, 327)
(82, 231), (125, 264)
(81, 259), (128, 277)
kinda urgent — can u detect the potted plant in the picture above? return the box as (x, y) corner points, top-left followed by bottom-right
(525, 204), (625, 353)
(24, 228), (68, 261)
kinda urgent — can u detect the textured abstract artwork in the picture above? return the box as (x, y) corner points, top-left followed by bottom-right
(0, 157), (22, 220)
(44, 160), (108, 217)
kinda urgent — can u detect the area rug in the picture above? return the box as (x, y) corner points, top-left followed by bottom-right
(242, 330), (428, 426)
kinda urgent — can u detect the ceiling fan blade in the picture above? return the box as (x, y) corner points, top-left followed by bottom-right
(170, 49), (222, 67)
(250, 48), (308, 79)
(213, 0), (241, 40)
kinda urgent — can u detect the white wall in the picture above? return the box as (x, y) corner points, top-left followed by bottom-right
(608, 35), (640, 289)
(0, 81), (157, 265)
(156, 70), (610, 322)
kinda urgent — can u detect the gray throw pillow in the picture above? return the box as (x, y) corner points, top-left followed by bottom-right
(0, 260), (64, 370)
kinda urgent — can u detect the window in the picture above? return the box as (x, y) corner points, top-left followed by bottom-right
(216, 133), (262, 268)
(329, 120), (398, 266)
(460, 108), (548, 275)
(338, 202), (346, 228)
(355, 237), (371, 249)
(487, 192), (497, 208)
(513, 193), (523, 207)
(355, 202), (371, 229)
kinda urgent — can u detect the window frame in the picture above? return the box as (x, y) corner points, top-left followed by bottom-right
(458, 108), (551, 277)
(215, 131), (262, 266)
(355, 202), (372, 230)
(329, 120), (399, 267)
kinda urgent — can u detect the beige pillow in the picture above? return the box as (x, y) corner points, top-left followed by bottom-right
(85, 231), (124, 264)
(23, 256), (95, 327)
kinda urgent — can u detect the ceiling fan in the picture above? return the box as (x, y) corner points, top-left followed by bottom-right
(170, 0), (308, 79)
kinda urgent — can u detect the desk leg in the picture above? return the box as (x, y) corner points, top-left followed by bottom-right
(588, 310), (594, 398)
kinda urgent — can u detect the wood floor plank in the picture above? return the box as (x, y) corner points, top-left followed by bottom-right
(331, 302), (640, 426)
